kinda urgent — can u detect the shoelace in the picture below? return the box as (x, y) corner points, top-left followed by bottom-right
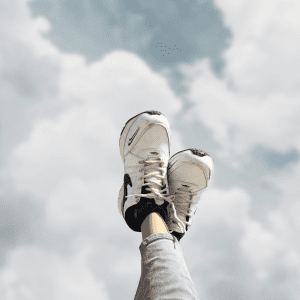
(167, 186), (199, 233)
(125, 156), (189, 234)
(125, 156), (171, 205)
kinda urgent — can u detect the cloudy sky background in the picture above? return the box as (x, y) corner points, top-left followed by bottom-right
(0, 0), (299, 299)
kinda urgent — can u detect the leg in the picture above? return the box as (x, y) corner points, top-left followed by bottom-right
(134, 212), (200, 300)
(141, 212), (169, 241)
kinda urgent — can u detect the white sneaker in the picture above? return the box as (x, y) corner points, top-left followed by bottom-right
(118, 110), (174, 232)
(166, 149), (214, 242)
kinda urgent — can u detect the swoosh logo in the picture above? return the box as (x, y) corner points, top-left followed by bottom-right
(128, 127), (140, 146)
(122, 173), (132, 217)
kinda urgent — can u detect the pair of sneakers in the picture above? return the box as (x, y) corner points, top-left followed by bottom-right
(118, 111), (214, 242)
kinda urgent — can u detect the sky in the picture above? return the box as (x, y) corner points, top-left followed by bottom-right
(0, 0), (299, 299)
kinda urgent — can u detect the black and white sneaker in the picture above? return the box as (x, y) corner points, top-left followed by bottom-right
(165, 149), (214, 242)
(118, 111), (176, 232)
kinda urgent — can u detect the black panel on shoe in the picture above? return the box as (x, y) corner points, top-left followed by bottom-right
(171, 231), (185, 243)
(155, 201), (187, 243)
(189, 148), (210, 157)
(120, 110), (163, 136)
(154, 183), (168, 224)
(125, 183), (159, 232)
(124, 177), (171, 232)
(145, 110), (162, 116)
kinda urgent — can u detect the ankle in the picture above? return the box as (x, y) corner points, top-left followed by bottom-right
(141, 212), (169, 241)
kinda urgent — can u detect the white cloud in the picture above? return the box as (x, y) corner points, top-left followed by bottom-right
(183, 185), (300, 296)
(1, 0), (184, 226)
(0, 243), (110, 300)
(215, 0), (300, 96)
(196, 186), (251, 228)
(0, 0), (184, 298)
(265, 160), (300, 202)
(0, 0), (58, 58)
(180, 0), (300, 164)
(195, 186), (286, 274)
(180, 59), (300, 165)
(178, 1), (300, 296)
(2, 50), (184, 229)
(2, 0), (300, 298)
(241, 220), (284, 267)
